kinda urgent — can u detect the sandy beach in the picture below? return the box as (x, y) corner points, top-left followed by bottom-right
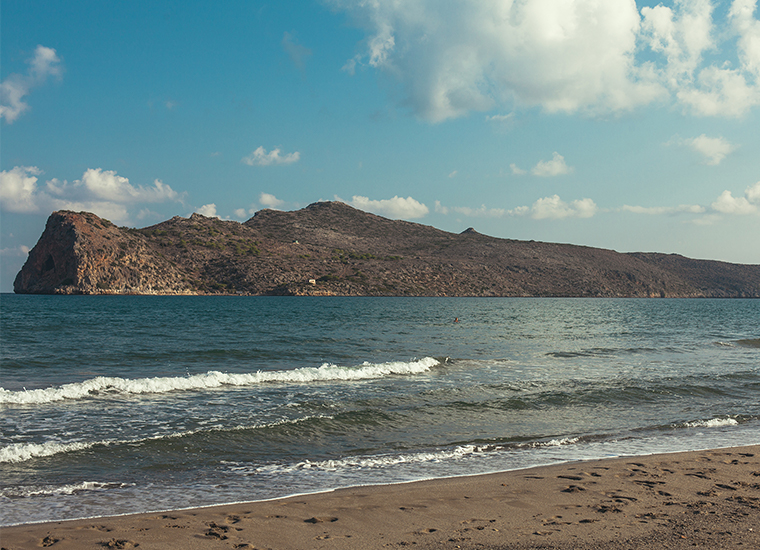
(2, 445), (758, 549)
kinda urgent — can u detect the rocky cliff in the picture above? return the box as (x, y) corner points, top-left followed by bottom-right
(14, 202), (760, 297)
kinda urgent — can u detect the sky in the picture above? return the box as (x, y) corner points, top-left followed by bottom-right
(2, 0), (759, 292)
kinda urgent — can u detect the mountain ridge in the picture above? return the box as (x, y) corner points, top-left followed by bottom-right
(14, 201), (760, 297)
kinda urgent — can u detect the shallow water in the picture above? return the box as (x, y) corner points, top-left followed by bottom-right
(1, 295), (758, 525)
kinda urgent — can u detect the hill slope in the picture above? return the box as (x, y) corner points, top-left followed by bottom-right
(14, 201), (760, 297)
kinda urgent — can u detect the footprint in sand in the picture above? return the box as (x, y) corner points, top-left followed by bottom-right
(225, 515), (242, 524)
(41, 535), (60, 547)
(304, 516), (338, 523)
(561, 485), (586, 493)
(203, 522), (230, 540)
(99, 539), (139, 549)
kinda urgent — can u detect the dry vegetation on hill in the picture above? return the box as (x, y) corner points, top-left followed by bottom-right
(14, 201), (760, 297)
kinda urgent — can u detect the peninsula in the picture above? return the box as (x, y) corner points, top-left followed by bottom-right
(14, 201), (760, 297)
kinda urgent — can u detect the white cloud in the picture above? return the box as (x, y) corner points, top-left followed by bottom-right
(234, 208), (247, 218)
(673, 134), (737, 165)
(330, 0), (663, 121)
(747, 180), (760, 201)
(1, 45), (62, 123)
(0, 245), (31, 257)
(259, 192), (285, 209)
(0, 166), (181, 223)
(640, 0), (715, 89)
(282, 32), (312, 71)
(622, 204), (706, 215)
(531, 152), (572, 177)
(711, 181), (760, 214)
(195, 204), (219, 218)
(331, 0), (760, 121)
(510, 163), (526, 175)
(341, 195), (429, 219)
(731, 0), (760, 78)
(242, 146), (300, 166)
(486, 113), (514, 123)
(448, 170), (458, 178)
(435, 196), (593, 219)
(530, 195), (597, 219)
(75, 168), (179, 203)
(0, 166), (44, 212)
(641, 0), (760, 117)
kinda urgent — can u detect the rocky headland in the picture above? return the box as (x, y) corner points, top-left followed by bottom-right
(14, 201), (760, 297)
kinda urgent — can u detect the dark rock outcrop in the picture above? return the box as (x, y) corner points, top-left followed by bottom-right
(14, 202), (760, 297)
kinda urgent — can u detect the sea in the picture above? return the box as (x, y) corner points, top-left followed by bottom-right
(1, 295), (758, 526)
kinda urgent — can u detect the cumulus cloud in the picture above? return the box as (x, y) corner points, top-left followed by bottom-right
(711, 181), (760, 214)
(341, 195), (429, 219)
(0, 166), (43, 212)
(242, 146), (300, 166)
(259, 192), (285, 209)
(640, 0), (760, 116)
(195, 204), (219, 218)
(330, 0), (662, 121)
(672, 134), (737, 165)
(1, 45), (62, 123)
(531, 152), (573, 177)
(530, 195), (597, 219)
(73, 168), (179, 203)
(331, 0), (760, 120)
(0, 166), (181, 223)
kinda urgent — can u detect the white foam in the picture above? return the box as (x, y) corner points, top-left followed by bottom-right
(251, 444), (498, 475)
(0, 441), (98, 463)
(0, 414), (334, 464)
(684, 417), (739, 428)
(0, 357), (440, 405)
(1, 481), (134, 499)
(517, 437), (581, 449)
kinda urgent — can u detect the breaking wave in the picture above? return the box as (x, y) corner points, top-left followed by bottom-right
(1, 481), (134, 499)
(249, 444), (501, 475)
(681, 417), (740, 429)
(0, 357), (440, 405)
(0, 415), (334, 464)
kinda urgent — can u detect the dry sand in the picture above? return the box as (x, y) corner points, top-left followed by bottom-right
(2, 445), (759, 549)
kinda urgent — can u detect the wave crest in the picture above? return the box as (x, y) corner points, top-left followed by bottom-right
(0, 357), (440, 405)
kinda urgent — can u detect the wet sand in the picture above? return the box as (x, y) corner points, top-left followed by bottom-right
(2, 445), (758, 549)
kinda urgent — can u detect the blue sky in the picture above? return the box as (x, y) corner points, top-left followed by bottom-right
(2, 0), (759, 291)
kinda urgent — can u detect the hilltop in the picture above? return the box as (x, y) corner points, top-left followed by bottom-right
(14, 201), (760, 297)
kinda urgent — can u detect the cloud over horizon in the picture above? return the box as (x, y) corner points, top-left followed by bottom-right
(242, 146), (301, 166)
(0, 166), (181, 224)
(711, 181), (760, 215)
(341, 195), (430, 219)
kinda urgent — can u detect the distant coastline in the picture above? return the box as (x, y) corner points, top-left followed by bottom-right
(14, 202), (760, 297)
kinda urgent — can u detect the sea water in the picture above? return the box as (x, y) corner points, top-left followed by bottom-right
(1, 295), (758, 526)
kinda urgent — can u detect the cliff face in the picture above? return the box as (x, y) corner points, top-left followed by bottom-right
(14, 202), (760, 297)
(14, 211), (193, 294)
